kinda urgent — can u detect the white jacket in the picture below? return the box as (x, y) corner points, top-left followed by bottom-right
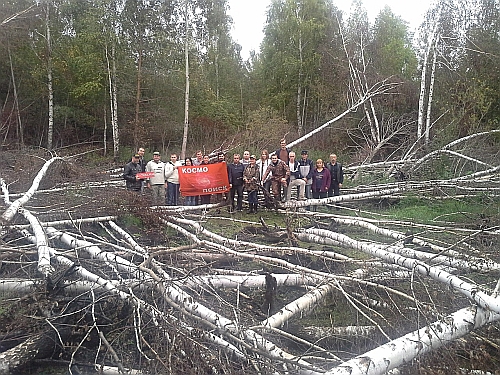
(164, 160), (182, 184)
(146, 160), (166, 185)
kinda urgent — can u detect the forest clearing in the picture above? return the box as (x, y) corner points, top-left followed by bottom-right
(0, 130), (499, 374)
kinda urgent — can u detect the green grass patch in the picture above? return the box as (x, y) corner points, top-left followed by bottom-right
(386, 195), (499, 223)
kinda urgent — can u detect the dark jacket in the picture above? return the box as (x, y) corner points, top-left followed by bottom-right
(312, 168), (331, 193)
(274, 147), (291, 163)
(227, 162), (245, 186)
(287, 160), (304, 181)
(123, 161), (143, 191)
(326, 162), (344, 184)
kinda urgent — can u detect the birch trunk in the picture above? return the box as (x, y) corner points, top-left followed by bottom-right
(1, 157), (62, 223)
(45, 2), (54, 150)
(424, 35), (438, 145)
(304, 228), (500, 314)
(180, 0), (190, 161)
(323, 306), (500, 375)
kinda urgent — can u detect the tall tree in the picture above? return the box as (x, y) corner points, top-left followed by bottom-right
(260, 0), (330, 134)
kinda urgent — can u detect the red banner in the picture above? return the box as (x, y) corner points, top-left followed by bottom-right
(136, 172), (155, 179)
(178, 162), (230, 196)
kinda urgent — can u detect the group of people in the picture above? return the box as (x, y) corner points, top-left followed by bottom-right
(122, 140), (344, 212)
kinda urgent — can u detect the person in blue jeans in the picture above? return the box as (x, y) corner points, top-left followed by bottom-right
(164, 153), (182, 205)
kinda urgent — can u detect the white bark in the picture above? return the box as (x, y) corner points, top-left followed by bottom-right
(281, 187), (406, 208)
(180, 0), (190, 161)
(304, 228), (500, 314)
(323, 306), (500, 375)
(424, 35), (438, 145)
(1, 157), (62, 223)
(303, 325), (376, 338)
(262, 283), (337, 329)
(45, 2), (54, 150)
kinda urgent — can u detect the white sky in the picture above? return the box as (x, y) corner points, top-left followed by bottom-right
(227, 0), (434, 60)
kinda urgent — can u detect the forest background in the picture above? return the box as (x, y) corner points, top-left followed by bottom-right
(0, 0), (499, 165)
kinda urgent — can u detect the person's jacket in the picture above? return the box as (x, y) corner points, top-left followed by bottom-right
(243, 163), (260, 191)
(263, 159), (290, 182)
(312, 168), (331, 193)
(256, 158), (272, 183)
(274, 147), (291, 162)
(227, 162), (245, 186)
(326, 162), (344, 184)
(298, 158), (314, 183)
(146, 160), (166, 185)
(164, 161), (182, 184)
(287, 160), (303, 181)
(123, 161), (143, 191)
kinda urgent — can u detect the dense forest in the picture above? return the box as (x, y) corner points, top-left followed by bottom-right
(0, 0), (498, 162)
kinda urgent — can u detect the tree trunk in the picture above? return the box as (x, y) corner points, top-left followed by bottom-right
(181, 0), (190, 161)
(45, 2), (54, 151)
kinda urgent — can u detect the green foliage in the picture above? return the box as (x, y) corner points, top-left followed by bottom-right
(372, 7), (417, 80)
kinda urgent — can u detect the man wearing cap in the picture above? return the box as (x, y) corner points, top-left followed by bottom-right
(243, 154), (260, 213)
(123, 154), (144, 192)
(146, 151), (166, 205)
(298, 150), (314, 199)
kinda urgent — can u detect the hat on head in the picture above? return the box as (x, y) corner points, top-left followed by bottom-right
(133, 153), (140, 158)
(153, 151), (160, 156)
(250, 154), (256, 159)
(301, 150), (308, 155)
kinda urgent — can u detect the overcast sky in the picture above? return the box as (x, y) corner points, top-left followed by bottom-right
(226, 0), (435, 60)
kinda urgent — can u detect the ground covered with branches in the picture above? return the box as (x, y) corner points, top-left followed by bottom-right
(0, 144), (499, 375)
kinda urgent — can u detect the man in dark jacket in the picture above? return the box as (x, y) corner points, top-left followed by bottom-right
(326, 153), (344, 197)
(227, 153), (245, 212)
(123, 154), (144, 192)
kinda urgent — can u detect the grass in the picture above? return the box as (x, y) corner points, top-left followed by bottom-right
(385, 195), (499, 224)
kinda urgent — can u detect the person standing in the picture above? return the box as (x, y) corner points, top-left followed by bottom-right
(181, 157), (196, 206)
(145, 151), (166, 205)
(256, 149), (272, 207)
(164, 153), (182, 206)
(312, 159), (331, 199)
(326, 153), (344, 197)
(275, 139), (290, 163)
(136, 147), (146, 173)
(213, 152), (227, 204)
(241, 150), (251, 166)
(286, 151), (306, 201)
(262, 154), (290, 202)
(243, 155), (260, 213)
(227, 153), (245, 212)
(123, 153), (144, 192)
(200, 155), (212, 205)
(193, 150), (204, 166)
(298, 150), (314, 199)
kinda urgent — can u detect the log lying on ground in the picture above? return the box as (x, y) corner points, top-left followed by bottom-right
(0, 327), (71, 375)
(303, 228), (500, 314)
(322, 306), (500, 375)
(1, 157), (63, 224)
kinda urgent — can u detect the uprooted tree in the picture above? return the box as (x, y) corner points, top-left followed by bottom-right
(0, 126), (499, 374)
